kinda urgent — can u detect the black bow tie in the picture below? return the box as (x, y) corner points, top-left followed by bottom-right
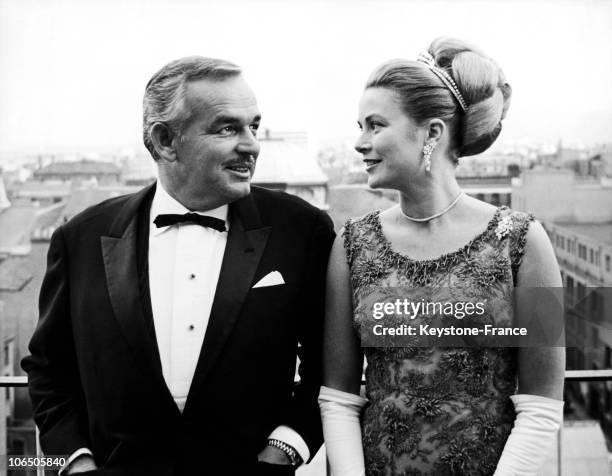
(153, 213), (227, 232)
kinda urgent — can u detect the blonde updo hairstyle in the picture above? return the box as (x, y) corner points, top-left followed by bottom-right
(366, 37), (512, 161)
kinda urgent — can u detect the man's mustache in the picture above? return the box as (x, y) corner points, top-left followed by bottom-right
(224, 156), (256, 168)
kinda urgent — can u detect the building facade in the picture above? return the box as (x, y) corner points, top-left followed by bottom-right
(458, 176), (512, 207)
(512, 168), (612, 223)
(253, 131), (329, 210)
(512, 167), (612, 442)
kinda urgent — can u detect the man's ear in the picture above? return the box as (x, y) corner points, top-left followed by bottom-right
(150, 122), (178, 162)
(426, 119), (445, 143)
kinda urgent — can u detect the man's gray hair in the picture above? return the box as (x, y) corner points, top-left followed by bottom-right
(143, 56), (242, 160)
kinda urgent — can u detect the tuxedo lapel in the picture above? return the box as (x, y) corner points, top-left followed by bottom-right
(101, 184), (178, 413)
(184, 193), (271, 414)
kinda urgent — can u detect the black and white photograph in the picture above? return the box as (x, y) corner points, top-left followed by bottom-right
(1, 1), (611, 475)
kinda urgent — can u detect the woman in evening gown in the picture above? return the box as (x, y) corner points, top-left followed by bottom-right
(319, 37), (565, 476)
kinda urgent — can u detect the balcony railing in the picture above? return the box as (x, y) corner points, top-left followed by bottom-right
(3, 370), (612, 476)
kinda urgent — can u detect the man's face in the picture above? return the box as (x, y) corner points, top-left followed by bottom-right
(164, 75), (261, 210)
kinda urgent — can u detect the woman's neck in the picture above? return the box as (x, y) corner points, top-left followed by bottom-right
(398, 169), (462, 221)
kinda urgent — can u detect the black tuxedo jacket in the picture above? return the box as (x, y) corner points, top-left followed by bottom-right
(22, 183), (335, 475)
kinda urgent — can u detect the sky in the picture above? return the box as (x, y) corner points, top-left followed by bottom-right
(1, 0), (612, 157)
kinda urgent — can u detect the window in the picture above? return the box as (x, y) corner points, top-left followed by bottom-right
(560, 236), (565, 250)
(577, 281), (586, 301)
(589, 248), (594, 263)
(606, 255), (611, 272)
(565, 275), (574, 306)
(590, 290), (602, 314)
(579, 244), (587, 260)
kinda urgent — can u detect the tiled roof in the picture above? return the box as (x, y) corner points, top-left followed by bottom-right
(34, 159), (121, 176)
(39, 186), (141, 228)
(64, 186), (140, 220)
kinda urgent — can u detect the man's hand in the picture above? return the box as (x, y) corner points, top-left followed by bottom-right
(65, 454), (98, 474)
(257, 445), (292, 465)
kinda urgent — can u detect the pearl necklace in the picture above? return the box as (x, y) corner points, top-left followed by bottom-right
(399, 191), (464, 222)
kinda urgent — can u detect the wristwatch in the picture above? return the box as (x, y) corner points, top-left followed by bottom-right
(266, 438), (303, 467)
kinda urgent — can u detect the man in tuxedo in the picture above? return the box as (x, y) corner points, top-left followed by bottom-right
(22, 57), (334, 475)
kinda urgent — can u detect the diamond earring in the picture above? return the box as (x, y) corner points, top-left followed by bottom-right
(423, 140), (436, 172)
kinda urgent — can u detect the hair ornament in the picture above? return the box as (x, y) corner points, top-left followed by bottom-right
(417, 51), (468, 112)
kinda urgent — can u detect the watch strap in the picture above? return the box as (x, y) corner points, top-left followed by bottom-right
(266, 438), (303, 467)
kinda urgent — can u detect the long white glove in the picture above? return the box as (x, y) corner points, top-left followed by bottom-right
(318, 385), (368, 476)
(494, 394), (564, 476)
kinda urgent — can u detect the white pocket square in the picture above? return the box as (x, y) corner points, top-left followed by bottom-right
(253, 271), (285, 288)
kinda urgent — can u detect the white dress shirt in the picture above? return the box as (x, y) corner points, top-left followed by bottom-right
(148, 183), (228, 412)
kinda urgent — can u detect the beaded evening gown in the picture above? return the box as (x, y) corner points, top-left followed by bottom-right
(343, 206), (534, 476)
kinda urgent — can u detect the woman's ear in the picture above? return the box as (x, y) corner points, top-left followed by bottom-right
(150, 122), (178, 163)
(426, 118), (446, 143)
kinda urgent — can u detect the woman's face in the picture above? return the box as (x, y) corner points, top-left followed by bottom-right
(355, 87), (425, 190)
